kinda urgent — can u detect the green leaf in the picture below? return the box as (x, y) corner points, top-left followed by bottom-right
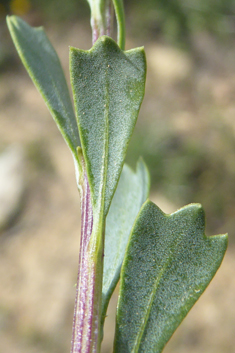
(112, 0), (125, 49)
(102, 159), (150, 321)
(6, 16), (80, 160)
(114, 201), (228, 353)
(70, 37), (146, 216)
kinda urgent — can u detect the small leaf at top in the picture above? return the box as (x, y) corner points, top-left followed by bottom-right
(7, 16), (80, 160)
(114, 201), (228, 353)
(70, 36), (146, 216)
(102, 158), (150, 321)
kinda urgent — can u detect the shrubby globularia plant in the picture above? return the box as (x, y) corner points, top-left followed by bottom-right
(7, 0), (228, 352)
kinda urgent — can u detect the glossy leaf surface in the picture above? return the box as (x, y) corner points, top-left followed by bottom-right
(114, 201), (228, 353)
(70, 36), (146, 216)
(7, 16), (80, 158)
(102, 159), (150, 320)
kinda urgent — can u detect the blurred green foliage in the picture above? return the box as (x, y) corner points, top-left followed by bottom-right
(0, 0), (89, 21)
(29, 0), (235, 43)
(30, 0), (89, 21)
(125, 0), (235, 44)
(2, 0), (235, 42)
(126, 119), (235, 237)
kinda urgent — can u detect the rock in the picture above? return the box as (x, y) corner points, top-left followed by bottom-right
(0, 145), (25, 230)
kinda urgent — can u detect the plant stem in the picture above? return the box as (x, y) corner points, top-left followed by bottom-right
(87, 0), (125, 49)
(70, 1), (125, 350)
(88, 0), (112, 44)
(105, 0), (113, 38)
(71, 169), (103, 353)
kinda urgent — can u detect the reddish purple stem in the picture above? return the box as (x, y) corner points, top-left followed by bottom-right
(70, 171), (99, 353)
(92, 0), (112, 45)
(71, 3), (113, 350)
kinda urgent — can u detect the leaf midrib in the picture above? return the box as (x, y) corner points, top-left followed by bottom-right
(132, 222), (182, 352)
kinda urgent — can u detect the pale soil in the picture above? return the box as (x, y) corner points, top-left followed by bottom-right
(0, 20), (235, 353)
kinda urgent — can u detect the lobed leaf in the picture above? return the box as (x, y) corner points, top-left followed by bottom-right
(7, 16), (80, 160)
(70, 36), (146, 216)
(102, 159), (150, 321)
(114, 200), (228, 353)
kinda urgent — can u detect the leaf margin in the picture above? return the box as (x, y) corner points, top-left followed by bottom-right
(114, 199), (228, 353)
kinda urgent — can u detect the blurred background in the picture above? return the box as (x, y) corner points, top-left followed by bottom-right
(0, 0), (235, 352)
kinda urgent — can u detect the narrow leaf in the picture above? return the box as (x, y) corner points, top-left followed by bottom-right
(7, 16), (80, 159)
(114, 201), (228, 353)
(70, 36), (146, 216)
(102, 159), (150, 320)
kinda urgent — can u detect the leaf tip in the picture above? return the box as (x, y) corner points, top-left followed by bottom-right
(175, 202), (204, 217)
(6, 14), (16, 31)
(69, 45), (76, 53)
(6, 14), (23, 30)
(210, 231), (228, 247)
